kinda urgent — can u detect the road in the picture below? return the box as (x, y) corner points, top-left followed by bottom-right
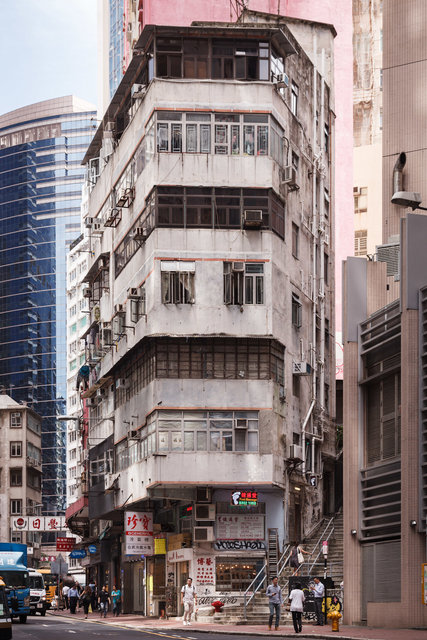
(9, 617), (262, 640)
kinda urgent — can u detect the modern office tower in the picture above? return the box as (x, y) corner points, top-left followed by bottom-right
(0, 96), (96, 520)
(353, 0), (383, 258)
(0, 394), (42, 565)
(343, 0), (427, 628)
(67, 15), (337, 616)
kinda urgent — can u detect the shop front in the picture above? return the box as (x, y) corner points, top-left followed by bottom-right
(166, 547), (193, 617)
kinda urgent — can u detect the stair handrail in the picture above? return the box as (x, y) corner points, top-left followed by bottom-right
(243, 561), (267, 621)
(307, 516), (334, 576)
(277, 543), (291, 578)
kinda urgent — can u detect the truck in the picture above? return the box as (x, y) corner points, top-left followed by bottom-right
(28, 570), (49, 616)
(0, 544), (30, 624)
(0, 576), (12, 639)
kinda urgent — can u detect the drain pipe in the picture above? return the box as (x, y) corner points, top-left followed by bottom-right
(393, 152), (406, 194)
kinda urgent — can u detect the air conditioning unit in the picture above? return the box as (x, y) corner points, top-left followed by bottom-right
(132, 227), (148, 242)
(131, 84), (147, 99)
(232, 261), (245, 272)
(196, 487), (212, 503)
(289, 444), (303, 461)
(292, 362), (312, 376)
(195, 504), (216, 521)
(281, 166), (298, 188)
(87, 397), (98, 407)
(105, 121), (115, 132)
(243, 209), (263, 228)
(127, 287), (141, 299)
(194, 526), (215, 542)
(116, 187), (134, 208)
(99, 257), (109, 270)
(92, 221), (103, 234)
(104, 208), (121, 228)
(82, 284), (92, 298)
(85, 217), (94, 229)
(96, 388), (107, 399)
(115, 378), (129, 390)
(114, 303), (125, 315)
(276, 73), (289, 87)
(235, 418), (248, 429)
(127, 429), (140, 440)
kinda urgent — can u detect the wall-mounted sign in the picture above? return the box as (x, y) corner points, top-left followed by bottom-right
(88, 545), (97, 554)
(56, 537), (76, 552)
(69, 549), (87, 559)
(195, 555), (215, 587)
(125, 511), (154, 556)
(216, 514), (264, 540)
(214, 540), (266, 551)
(231, 490), (258, 506)
(12, 516), (66, 532)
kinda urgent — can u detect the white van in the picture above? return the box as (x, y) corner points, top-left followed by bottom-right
(28, 570), (48, 616)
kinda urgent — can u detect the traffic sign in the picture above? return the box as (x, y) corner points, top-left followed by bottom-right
(69, 549), (87, 559)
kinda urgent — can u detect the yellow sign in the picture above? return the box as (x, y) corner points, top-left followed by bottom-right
(155, 538), (166, 555)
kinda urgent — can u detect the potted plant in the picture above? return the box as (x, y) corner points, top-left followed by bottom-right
(212, 600), (224, 613)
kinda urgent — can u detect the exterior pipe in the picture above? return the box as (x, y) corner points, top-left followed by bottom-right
(393, 152), (406, 195)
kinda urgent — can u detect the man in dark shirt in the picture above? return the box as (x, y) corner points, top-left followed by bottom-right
(98, 585), (111, 618)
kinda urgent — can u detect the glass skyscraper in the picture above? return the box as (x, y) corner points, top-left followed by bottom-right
(0, 96), (96, 518)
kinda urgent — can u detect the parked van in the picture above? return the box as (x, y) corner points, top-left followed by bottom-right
(28, 570), (48, 616)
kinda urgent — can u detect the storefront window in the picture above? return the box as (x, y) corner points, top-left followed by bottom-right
(216, 558), (260, 591)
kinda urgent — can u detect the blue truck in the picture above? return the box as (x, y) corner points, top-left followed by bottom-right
(0, 544), (30, 624)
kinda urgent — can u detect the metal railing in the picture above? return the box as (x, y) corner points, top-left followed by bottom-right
(277, 543), (291, 578)
(306, 516), (334, 576)
(243, 561), (267, 621)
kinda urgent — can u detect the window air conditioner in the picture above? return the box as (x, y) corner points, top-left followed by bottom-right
(195, 504), (216, 521)
(281, 166), (298, 187)
(115, 378), (129, 390)
(196, 487), (212, 503)
(104, 208), (121, 228)
(194, 526), (215, 542)
(96, 388), (106, 399)
(289, 444), (303, 461)
(87, 397), (98, 407)
(85, 217), (94, 229)
(132, 227), (148, 242)
(232, 262), (245, 272)
(82, 284), (92, 299)
(276, 73), (289, 87)
(235, 418), (248, 429)
(292, 362), (312, 376)
(243, 209), (263, 228)
(99, 257), (109, 270)
(114, 303), (125, 315)
(131, 84), (147, 99)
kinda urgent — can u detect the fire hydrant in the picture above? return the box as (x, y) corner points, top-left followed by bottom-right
(327, 609), (342, 632)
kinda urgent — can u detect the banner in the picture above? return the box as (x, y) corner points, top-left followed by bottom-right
(125, 511), (154, 555)
(12, 516), (66, 532)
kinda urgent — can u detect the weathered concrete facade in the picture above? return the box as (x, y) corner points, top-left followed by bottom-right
(68, 16), (337, 616)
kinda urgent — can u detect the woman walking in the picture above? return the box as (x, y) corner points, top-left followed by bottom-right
(80, 586), (92, 619)
(111, 584), (122, 616)
(288, 582), (305, 633)
(289, 543), (311, 576)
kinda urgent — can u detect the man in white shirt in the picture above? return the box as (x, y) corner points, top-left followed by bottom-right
(181, 578), (197, 626)
(310, 577), (325, 626)
(62, 584), (70, 610)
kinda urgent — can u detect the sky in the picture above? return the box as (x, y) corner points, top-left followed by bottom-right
(0, 0), (98, 115)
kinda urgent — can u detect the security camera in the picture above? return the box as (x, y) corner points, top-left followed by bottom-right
(391, 191), (422, 209)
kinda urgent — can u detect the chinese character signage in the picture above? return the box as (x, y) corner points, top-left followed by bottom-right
(11, 516), (66, 532)
(231, 490), (258, 507)
(56, 537), (76, 552)
(216, 514), (264, 540)
(195, 555), (215, 588)
(125, 511), (154, 555)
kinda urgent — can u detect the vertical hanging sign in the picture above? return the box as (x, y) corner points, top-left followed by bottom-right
(125, 511), (154, 555)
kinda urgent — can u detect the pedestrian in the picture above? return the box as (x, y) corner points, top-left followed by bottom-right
(89, 580), (97, 611)
(68, 583), (79, 614)
(62, 583), (70, 610)
(288, 581), (305, 633)
(111, 584), (121, 616)
(266, 576), (283, 631)
(289, 542), (311, 576)
(310, 577), (325, 626)
(80, 586), (92, 619)
(181, 577), (197, 626)
(98, 585), (110, 618)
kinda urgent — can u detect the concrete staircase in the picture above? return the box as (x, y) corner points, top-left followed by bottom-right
(240, 511), (344, 625)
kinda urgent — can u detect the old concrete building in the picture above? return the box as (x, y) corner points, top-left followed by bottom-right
(0, 395), (42, 563)
(67, 16), (337, 616)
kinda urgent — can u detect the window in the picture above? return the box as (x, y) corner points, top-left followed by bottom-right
(366, 372), (400, 464)
(10, 441), (22, 457)
(324, 253), (329, 286)
(216, 558), (260, 591)
(10, 412), (22, 428)
(291, 82), (298, 116)
(27, 442), (41, 465)
(292, 375), (300, 397)
(130, 287), (146, 323)
(292, 223), (299, 258)
(224, 262), (264, 305)
(11, 531), (22, 543)
(355, 230), (368, 256)
(292, 293), (302, 328)
(324, 123), (330, 154)
(161, 261), (195, 304)
(10, 499), (22, 515)
(291, 151), (299, 172)
(354, 187), (368, 214)
(10, 468), (22, 487)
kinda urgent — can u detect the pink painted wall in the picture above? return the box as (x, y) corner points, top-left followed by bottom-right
(142, 0), (353, 374)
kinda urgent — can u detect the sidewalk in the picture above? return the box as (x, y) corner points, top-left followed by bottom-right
(49, 608), (427, 639)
